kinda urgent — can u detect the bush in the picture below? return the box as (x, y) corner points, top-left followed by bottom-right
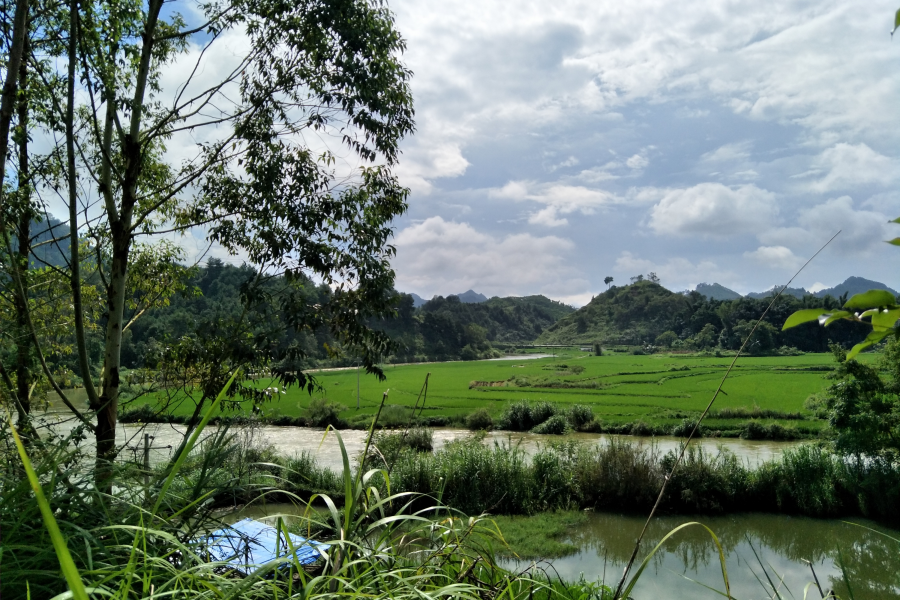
(671, 418), (703, 438)
(496, 400), (558, 431)
(304, 398), (346, 428)
(630, 420), (653, 436)
(531, 414), (570, 435)
(379, 405), (414, 428)
(566, 404), (594, 430)
(466, 408), (494, 430)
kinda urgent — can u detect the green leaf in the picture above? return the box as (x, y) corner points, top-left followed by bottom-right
(887, 238), (900, 246)
(891, 216), (900, 224)
(843, 289), (897, 310)
(7, 415), (89, 600)
(846, 329), (895, 360)
(782, 308), (828, 330)
(871, 308), (900, 330)
(894, 8), (900, 36)
(822, 311), (851, 327)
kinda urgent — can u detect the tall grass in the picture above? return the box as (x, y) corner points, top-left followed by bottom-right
(384, 437), (900, 525)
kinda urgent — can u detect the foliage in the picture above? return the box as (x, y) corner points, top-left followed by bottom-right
(542, 280), (869, 350)
(814, 342), (900, 458)
(531, 414), (570, 435)
(304, 398), (347, 429)
(466, 407), (494, 430)
(496, 400), (559, 431)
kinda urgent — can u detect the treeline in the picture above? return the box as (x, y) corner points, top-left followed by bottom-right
(117, 261), (575, 370)
(538, 280), (872, 353)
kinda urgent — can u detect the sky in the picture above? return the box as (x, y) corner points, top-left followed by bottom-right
(379, 0), (900, 306)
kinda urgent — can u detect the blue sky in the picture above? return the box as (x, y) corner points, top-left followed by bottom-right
(382, 0), (900, 305)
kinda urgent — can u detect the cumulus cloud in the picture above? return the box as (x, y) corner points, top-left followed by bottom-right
(395, 143), (471, 195)
(647, 183), (778, 237)
(490, 180), (621, 226)
(744, 245), (803, 270)
(797, 196), (890, 255)
(613, 251), (736, 291)
(392, 217), (585, 297)
(803, 143), (897, 193)
(701, 142), (753, 164)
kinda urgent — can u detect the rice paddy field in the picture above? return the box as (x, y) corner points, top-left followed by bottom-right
(240, 349), (874, 434)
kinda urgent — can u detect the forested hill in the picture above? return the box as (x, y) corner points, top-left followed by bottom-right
(121, 261), (575, 368)
(373, 293), (575, 361)
(537, 280), (873, 353)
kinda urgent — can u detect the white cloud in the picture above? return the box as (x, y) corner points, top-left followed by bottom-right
(489, 180), (621, 226)
(808, 282), (828, 293)
(797, 196), (890, 255)
(395, 143), (470, 195)
(626, 154), (649, 170)
(803, 143), (897, 193)
(744, 245), (803, 270)
(701, 142), (752, 164)
(647, 183), (778, 237)
(392, 217), (585, 297)
(613, 251), (736, 291)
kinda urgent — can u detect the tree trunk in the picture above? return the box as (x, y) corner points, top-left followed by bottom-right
(14, 44), (31, 425)
(93, 0), (162, 488)
(94, 227), (130, 485)
(0, 0), (30, 209)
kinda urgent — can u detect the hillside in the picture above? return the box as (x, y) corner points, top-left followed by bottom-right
(746, 286), (809, 300)
(536, 280), (870, 351)
(814, 276), (898, 299)
(538, 281), (692, 345)
(695, 282), (741, 300)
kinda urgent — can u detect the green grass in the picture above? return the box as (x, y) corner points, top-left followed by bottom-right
(134, 351), (878, 433)
(483, 511), (588, 559)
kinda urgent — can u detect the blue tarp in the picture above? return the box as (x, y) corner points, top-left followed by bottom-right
(200, 518), (330, 575)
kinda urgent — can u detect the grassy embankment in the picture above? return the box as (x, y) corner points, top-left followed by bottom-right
(124, 351), (872, 437)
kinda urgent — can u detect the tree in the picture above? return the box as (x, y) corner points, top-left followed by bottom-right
(655, 330), (678, 348)
(816, 343), (900, 459)
(647, 272), (660, 284)
(604, 276), (613, 289)
(0, 0), (414, 486)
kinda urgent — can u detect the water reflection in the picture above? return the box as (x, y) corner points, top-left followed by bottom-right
(514, 513), (900, 600)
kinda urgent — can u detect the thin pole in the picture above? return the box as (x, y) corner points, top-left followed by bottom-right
(356, 359), (360, 409)
(143, 433), (150, 503)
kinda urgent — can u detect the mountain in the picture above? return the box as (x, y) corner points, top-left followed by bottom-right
(746, 286), (809, 300)
(813, 276), (898, 299)
(454, 289), (488, 303)
(535, 279), (870, 351)
(483, 295), (575, 321)
(695, 283), (741, 301)
(409, 293), (427, 308)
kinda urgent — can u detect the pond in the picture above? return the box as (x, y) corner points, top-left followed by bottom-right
(514, 512), (900, 600)
(224, 503), (900, 600)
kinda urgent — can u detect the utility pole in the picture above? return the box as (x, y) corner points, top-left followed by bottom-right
(357, 359), (360, 409)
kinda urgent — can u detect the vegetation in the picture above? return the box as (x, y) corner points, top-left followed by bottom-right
(1, 0), (415, 491)
(125, 351), (857, 439)
(540, 279), (870, 351)
(383, 437), (900, 526)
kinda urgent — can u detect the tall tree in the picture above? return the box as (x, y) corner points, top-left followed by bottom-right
(1, 0), (414, 486)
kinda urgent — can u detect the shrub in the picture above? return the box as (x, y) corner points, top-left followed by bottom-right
(566, 404), (594, 430)
(378, 404), (414, 428)
(630, 420), (653, 436)
(466, 408), (494, 431)
(496, 400), (558, 431)
(532, 414), (570, 435)
(304, 398), (346, 428)
(671, 418), (703, 438)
